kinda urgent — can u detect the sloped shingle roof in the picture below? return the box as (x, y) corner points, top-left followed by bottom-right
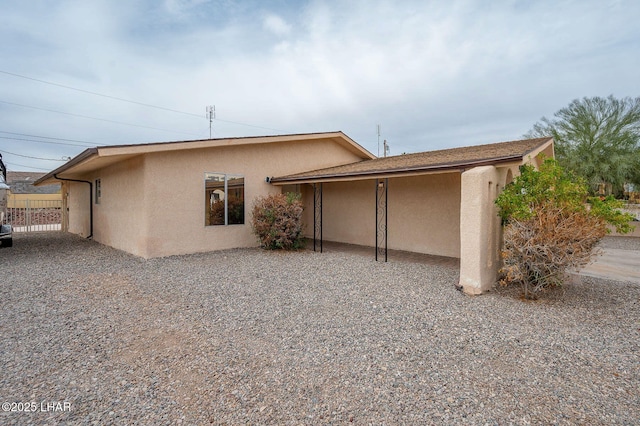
(271, 137), (553, 183)
(7, 171), (45, 182)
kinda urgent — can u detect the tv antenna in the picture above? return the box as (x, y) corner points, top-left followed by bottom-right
(377, 124), (381, 157)
(206, 105), (216, 138)
(383, 139), (390, 157)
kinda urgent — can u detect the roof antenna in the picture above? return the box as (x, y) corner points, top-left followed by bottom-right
(206, 105), (216, 138)
(383, 139), (390, 157)
(377, 124), (381, 157)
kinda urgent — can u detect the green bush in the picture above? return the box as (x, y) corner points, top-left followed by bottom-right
(495, 159), (634, 298)
(251, 192), (305, 250)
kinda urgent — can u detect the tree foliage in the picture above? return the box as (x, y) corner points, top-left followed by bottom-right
(251, 192), (305, 250)
(496, 159), (634, 299)
(527, 96), (640, 196)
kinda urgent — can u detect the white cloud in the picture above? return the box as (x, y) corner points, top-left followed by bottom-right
(262, 13), (291, 36)
(1, 0), (639, 169)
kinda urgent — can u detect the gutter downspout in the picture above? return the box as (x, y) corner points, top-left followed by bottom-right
(54, 174), (93, 239)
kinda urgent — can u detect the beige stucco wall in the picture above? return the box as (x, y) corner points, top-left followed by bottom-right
(531, 143), (555, 167)
(64, 138), (364, 258)
(302, 172), (461, 258)
(301, 184), (317, 241)
(388, 173), (461, 257)
(66, 181), (91, 237)
(91, 156), (147, 256)
(316, 179), (377, 247)
(458, 154), (552, 295)
(140, 139), (364, 258)
(459, 165), (502, 295)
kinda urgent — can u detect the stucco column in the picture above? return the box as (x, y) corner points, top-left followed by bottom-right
(459, 165), (501, 295)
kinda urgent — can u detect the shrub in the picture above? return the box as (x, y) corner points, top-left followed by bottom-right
(495, 159), (634, 299)
(209, 196), (244, 225)
(209, 200), (224, 225)
(251, 192), (305, 250)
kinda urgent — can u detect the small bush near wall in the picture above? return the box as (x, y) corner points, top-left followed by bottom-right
(495, 159), (634, 299)
(251, 193), (304, 250)
(209, 196), (244, 225)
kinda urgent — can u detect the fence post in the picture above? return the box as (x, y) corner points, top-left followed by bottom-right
(26, 199), (30, 232)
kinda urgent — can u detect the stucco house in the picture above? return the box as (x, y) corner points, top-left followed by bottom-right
(35, 131), (554, 294)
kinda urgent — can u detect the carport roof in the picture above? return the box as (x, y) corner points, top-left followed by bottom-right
(270, 137), (554, 184)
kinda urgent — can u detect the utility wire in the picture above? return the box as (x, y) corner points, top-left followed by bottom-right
(0, 69), (285, 132)
(0, 69), (202, 118)
(4, 161), (51, 171)
(0, 149), (67, 161)
(0, 100), (204, 137)
(0, 136), (95, 148)
(0, 130), (102, 145)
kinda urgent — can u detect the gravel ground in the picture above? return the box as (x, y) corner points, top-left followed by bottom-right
(1, 233), (639, 425)
(598, 235), (640, 251)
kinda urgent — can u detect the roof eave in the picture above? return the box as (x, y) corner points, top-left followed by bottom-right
(33, 131), (374, 186)
(522, 137), (553, 157)
(271, 137), (555, 184)
(270, 155), (524, 184)
(33, 148), (98, 186)
(90, 131), (375, 159)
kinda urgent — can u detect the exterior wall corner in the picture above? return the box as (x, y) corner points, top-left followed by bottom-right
(459, 165), (502, 294)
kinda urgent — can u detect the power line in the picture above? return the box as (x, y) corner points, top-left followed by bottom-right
(4, 161), (51, 171)
(0, 130), (100, 145)
(0, 149), (68, 161)
(0, 69), (203, 118)
(0, 69), (286, 133)
(0, 135), (95, 148)
(0, 100), (204, 137)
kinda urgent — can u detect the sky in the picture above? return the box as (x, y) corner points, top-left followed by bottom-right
(0, 0), (639, 172)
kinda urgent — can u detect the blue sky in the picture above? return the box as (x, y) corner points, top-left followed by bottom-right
(1, 0), (639, 171)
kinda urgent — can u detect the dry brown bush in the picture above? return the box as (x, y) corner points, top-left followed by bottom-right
(500, 201), (607, 298)
(496, 159), (634, 299)
(209, 196), (244, 225)
(251, 193), (304, 250)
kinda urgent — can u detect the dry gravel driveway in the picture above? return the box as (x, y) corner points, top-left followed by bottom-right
(1, 233), (639, 425)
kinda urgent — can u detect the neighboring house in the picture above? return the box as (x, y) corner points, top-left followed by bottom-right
(35, 131), (554, 295)
(5, 172), (61, 208)
(6, 172), (61, 194)
(2, 171), (62, 233)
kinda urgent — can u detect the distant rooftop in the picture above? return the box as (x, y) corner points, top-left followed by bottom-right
(6, 172), (61, 194)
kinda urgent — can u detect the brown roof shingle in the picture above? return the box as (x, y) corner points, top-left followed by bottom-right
(6, 171), (45, 182)
(271, 137), (553, 183)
